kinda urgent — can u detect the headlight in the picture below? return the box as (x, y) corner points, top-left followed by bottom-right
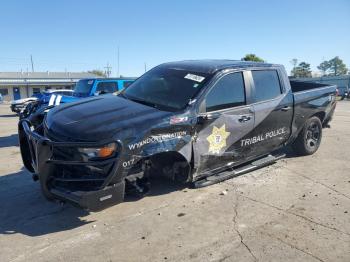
(78, 143), (117, 159)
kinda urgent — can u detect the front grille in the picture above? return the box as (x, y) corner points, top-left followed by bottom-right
(51, 162), (115, 191)
(43, 123), (119, 192)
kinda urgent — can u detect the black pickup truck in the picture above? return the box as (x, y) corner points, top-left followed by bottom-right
(19, 60), (337, 210)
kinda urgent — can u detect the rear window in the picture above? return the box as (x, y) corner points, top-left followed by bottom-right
(252, 70), (281, 102)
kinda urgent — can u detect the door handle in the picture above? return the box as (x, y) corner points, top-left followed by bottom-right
(281, 106), (291, 111)
(238, 115), (251, 122)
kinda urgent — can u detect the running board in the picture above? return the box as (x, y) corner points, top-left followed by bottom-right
(193, 153), (285, 188)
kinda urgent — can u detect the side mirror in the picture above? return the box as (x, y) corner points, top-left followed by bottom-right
(197, 115), (208, 125)
(197, 112), (219, 124)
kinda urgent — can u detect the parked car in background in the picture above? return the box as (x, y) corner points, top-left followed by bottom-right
(341, 88), (350, 100)
(10, 93), (41, 113)
(37, 89), (74, 104)
(19, 60), (337, 210)
(11, 89), (73, 114)
(0, 93), (3, 104)
(20, 78), (135, 119)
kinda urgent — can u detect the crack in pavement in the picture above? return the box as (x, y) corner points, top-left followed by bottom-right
(261, 231), (326, 262)
(284, 167), (350, 200)
(214, 254), (233, 262)
(232, 194), (258, 262)
(240, 194), (350, 237)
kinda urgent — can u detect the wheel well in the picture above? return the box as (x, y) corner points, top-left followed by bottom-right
(149, 151), (191, 183)
(312, 112), (326, 123)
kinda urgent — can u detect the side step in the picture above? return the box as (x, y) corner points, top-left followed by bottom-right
(193, 153), (285, 188)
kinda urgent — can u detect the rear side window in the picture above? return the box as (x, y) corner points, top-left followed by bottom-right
(96, 82), (118, 93)
(206, 72), (245, 112)
(252, 70), (281, 102)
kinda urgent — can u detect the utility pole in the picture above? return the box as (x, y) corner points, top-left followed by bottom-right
(104, 63), (112, 78)
(117, 46), (120, 77)
(30, 55), (34, 72)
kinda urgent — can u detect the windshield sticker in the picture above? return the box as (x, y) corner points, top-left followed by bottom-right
(128, 131), (187, 150)
(207, 124), (230, 154)
(88, 80), (94, 85)
(241, 127), (286, 147)
(184, 73), (205, 83)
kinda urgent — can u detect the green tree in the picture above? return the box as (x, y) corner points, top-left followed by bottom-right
(241, 54), (264, 62)
(317, 61), (330, 76)
(327, 56), (348, 76)
(293, 62), (312, 78)
(88, 70), (106, 77)
(317, 56), (348, 76)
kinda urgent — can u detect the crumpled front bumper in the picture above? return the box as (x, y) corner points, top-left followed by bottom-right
(11, 104), (24, 113)
(18, 120), (125, 211)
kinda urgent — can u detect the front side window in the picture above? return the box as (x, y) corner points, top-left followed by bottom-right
(205, 72), (245, 112)
(252, 70), (281, 102)
(96, 82), (118, 94)
(122, 67), (211, 111)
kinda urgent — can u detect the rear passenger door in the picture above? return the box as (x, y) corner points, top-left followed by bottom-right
(248, 69), (293, 156)
(194, 71), (255, 174)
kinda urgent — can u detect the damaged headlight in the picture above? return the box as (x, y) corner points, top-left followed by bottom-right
(78, 143), (117, 159)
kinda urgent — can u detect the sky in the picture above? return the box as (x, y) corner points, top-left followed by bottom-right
(0, 0), (349, 77)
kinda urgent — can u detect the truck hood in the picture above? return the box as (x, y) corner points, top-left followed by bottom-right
(45, 95), (172, 141)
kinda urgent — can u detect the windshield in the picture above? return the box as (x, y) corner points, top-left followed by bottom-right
(74, 79), (95, 96)
(122, 67), (211, 111)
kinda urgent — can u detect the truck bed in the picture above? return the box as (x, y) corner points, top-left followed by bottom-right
(290, 80), (331, 93)
(288, 80), (337, 143)
(290, 80), (336, 103)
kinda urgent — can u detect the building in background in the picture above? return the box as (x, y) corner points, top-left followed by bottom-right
(0, 72), (100, 101)
(293, 75), (350, 96)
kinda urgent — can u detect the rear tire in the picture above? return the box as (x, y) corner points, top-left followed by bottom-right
(292, 116), (322, 156)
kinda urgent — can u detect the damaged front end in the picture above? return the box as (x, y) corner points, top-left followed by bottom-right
(18, 119), (126, 211)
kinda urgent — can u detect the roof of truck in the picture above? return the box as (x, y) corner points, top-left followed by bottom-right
(159, 60), (282, 74)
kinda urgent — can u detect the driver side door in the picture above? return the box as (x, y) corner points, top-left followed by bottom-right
(193, 71), (256, 175)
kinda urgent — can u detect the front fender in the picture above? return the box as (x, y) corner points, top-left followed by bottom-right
(119, 129), (193, 174)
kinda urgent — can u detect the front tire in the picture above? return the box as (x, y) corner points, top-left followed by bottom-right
(292, 116), (322, 156)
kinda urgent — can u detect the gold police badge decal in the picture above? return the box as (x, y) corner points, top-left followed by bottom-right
(206, 124), (230, 154)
